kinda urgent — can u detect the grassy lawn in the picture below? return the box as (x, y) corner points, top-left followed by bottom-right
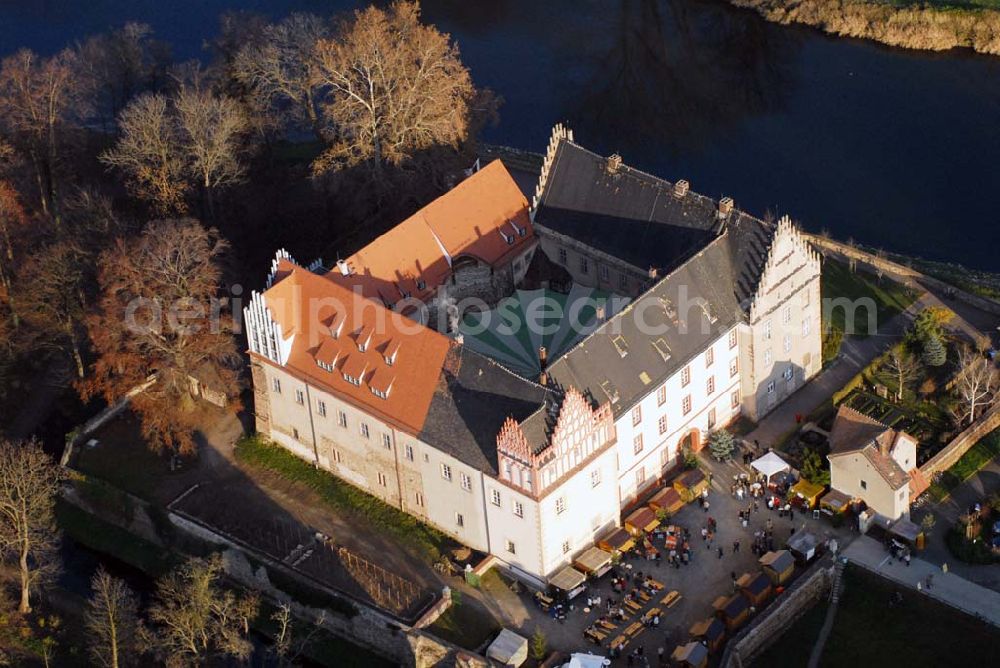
(235, 435), (451, 563)
(754, 565), (1000, 667)
(822, 259), (917, 339)
(426, 591), (500, 651)
(928, 428), (1000, 501)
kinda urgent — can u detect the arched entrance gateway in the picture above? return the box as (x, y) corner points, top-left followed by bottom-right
(676, 428), (703, 457)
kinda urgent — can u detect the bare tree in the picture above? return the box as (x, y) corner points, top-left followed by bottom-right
(310, 2), (486, 179)
(884, 347), (918, 402)
(81, 218), (242, 454)
(143, 555), (258, 667)
(86, 567), (139, 668)
(0, 48), (84, 222)
(0, 180), (29, 325)
(174, 85), (250, 219)
(269, 603), (325, 667)
(952, 345), (998, 426)
(76, 22), (159, 128)
(232, 13), (329, 138)
(0, 438), (62, 613)
(101, 93), (189, 215)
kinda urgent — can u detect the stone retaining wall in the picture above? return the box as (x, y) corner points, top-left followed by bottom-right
(920, 405), (1000, 478)
(722, 558), (834, 668)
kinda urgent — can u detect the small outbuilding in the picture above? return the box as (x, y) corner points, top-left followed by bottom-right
(787, 530), (824, 563)
(648, 486), (685, 516)
(624, 506), (660, 536)
(674, 468), (708, 503)
(790, 479), (826, 509)
(737, 571), (773, 607)
(819, 488), (852, 516)
(712, 593), (750, 631)
(758, 550), (795, 585)
(573, 546), (613, 578)
(598, 527), (635, 555)
(549, 565), (587, 600)
(671, 641), (709, 668)
(689, 617), (726, 653)
(487, 628), (528, 667)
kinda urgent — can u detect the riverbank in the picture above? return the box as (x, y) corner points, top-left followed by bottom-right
(728, 0), (1000, 55)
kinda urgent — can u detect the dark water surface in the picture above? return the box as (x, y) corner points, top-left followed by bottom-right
(2, 0), (999, 269)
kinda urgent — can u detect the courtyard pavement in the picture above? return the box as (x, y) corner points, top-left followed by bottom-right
(842, 535), (1000, 626)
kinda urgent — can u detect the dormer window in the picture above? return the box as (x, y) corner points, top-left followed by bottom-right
(371, 386), (391, 400)
(342, 373), (361, 386)
(499, 229), (515, 245)
(416, 278), (426, 291)
(652, 337), (671, 362)
(509, 220), (526, 238)
(611, 335), (629, 358)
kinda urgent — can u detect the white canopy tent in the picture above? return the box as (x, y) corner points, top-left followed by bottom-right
(751, 451), (791, 480)
(562, 653), (610, 668)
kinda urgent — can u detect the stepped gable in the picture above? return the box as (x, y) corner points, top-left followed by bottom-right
(327, 159), (533, 306)
(419, 346), (554, 475)
(545, 234), (742, 418)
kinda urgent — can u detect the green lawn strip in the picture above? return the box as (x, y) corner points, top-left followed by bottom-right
(821, 259), (916, 339)
(234, 435), (450, 563)
(927, 429), (1000, 501)
(426, 593), (500, 651)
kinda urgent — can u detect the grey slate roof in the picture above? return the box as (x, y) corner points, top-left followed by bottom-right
(419, 346), (553, 475)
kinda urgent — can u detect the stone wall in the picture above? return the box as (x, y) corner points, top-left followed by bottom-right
(722, 558), (834, 668)
(920, 405), (1000, 478)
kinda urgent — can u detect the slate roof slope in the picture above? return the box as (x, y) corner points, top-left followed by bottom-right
(545, 233), (743, 418)
(419, 345), (553, 475)
(536, 140), (719, 274)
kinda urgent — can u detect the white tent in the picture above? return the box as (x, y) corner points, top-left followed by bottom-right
(751, 451), (791, 480)
(563, 653), (610, 668)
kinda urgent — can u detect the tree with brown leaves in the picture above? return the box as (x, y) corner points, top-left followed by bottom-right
(86, 567), (140, 668)
(81, 218), (242, 454)
(310, 2), (488, 179)
(0, 438), (62, 613)
(142, 555), (258, 667)
(0, 48), (84, 222)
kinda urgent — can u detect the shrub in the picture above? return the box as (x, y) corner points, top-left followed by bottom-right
(708, 430), (736, 461)
(823, 326), (845, 363)
(530, 627), (547, 661)
(922, 335), (947, 367)
(801, 447), (830, 486)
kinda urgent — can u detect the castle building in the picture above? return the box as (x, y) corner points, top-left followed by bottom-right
(245, 126), (822, 584)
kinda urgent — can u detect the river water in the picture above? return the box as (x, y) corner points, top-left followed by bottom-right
(3, 0), (1000, 269)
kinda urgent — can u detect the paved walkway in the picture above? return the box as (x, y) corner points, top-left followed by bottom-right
(843, 535), (1000, 626)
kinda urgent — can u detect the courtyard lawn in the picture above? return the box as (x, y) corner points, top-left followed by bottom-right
(427, 591), (501, 651)
(928, 428), (1000, 501)
(821, 259), (917, 339)
(234, 435), (451, 563)
(753, 565), (1000, 667)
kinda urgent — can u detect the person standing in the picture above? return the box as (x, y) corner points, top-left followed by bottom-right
(717, 546), (724, 559)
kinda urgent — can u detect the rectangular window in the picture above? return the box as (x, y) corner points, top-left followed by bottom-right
(764, 349), (772, 367)
(591, 469), (602, 487)
(382, 433), (391, 449)
(506, 540), (516, 555)
(295, 389), (304, 405)
(636, 467), (646, 487)
(766, 381), (775, 394)
(802, 316), (811, 337)
(292, 428), (299, 440)
(783, 334), (792, 353)
(682, 394), (692, 415)
(707, 408), (717, 429)
(657, 386), (666, 406)
(783, 305), (792, 324)
(317, 400), (326, 417)
(562, 541), (571, 554)
(730, 358), (739, 378)
(681, 365), (691, 387)
(633, 434), (644, 455)
(763, 320), (772, 340)
(338, 411), (347, 428)
(658, 415), (668, 435)
(377, 472), (387, 487)
(661, 447), (671, 467)
(619, 273), (628, 290)
(404, 444), (414, 461)
(706, 376), (715, 395)
(441, 463), (452, 481)
(705, 347), (714, 367)
(272, 378), (281, 393)
(514, 501), (524, 518)
(555, 497), (566, 515)
(558, 247), (567, 264)
(580, 257), (589, 274)
(783, 366), (794, 381)
(729, 330), (738, 349)
(731, 390), (740, 409)
(415, 492), (424, 507)
(456, 513), (464, 527)
(599, 264), (609, 280)
(332, 448), (342, 463)
(860, 480), (867, 490)
(491, 489), (501, 507)
(631, 406), (642, 426)
(360, 423), (370, 439)
(460, 472), (472, 491)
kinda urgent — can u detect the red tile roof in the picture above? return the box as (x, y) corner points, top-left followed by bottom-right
(327, 160), (533, 305)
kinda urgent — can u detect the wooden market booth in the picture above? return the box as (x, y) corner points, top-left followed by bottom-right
(648, 486), (685, 517)
(758, 550), (795, 585)
(819, 488), (852, 517)
(671, 641), (709, 668)
(689, 616), (726, 653)
(712, 593), (751, 631)
(573, 546), (614, 579)
(598, 527), (635, 555)
(737, 571), (773, 607)
(549, 565), (587, 601)
(789, 479), (825, 510)
(674, 469), (708, 503)
(624, 506), (660, 536)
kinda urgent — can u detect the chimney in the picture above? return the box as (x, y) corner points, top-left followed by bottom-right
(596, 305), (606, 321)
(336, 258), (352, 276)
(674, 179), (689, 198)
(606, 153), (623, 174)
(538, 346), (548, 385)
(878, 435), (891, 458)
(718, 197), (734, 219)
(648, 267), (658, 279)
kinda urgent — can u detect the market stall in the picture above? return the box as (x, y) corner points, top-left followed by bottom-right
(624, 506), (660, 536)
(751, 451), (791, 483)
(689, 617), (726, 653)
(737, 571), (773, 607)
(598, 527), (635, 555)
(486, 628), (528, 667)
(819, 488), (852, 516)
(550, 565), (587, 600)
(573, 546), (614, 579)
(674, 468), (708, 503)
(759, 550), (795, 585)
(787, 530), (824, 563)
(789, 479), (825, 510)
(712, 593), (750, 631)
(648, 486), (685, 516)
(671, 641), (709, 668)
